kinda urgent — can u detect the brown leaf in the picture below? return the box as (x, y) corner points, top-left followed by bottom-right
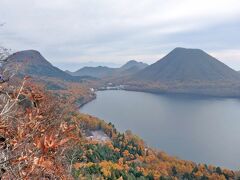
(58, 137), (71, 146)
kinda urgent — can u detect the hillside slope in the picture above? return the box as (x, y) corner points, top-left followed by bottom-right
(5, 50), (90, 81)
(0, 77), (235, 179)
(135, 47), (240, 82)
(123, 48), (240, 97)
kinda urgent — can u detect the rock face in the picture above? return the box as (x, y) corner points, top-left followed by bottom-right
(135, 47), (240, 82)
(5, 50), (78, 81)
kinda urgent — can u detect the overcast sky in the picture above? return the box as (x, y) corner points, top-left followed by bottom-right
(0, 0), (240, 71)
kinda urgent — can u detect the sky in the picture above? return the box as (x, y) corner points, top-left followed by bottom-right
(0, 0), (240, 71)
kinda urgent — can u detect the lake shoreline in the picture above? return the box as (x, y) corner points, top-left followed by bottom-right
(81, 86), (240, 109)
(122, 85), (240, 99)
(81, 89), (240, 170)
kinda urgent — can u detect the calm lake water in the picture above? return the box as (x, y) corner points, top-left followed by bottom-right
(81, 90), (240, 169)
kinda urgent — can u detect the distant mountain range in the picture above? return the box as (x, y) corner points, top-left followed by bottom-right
(120, 60), (148, 71)
(67, 60), (148, 78)
(67, 66), (115, 78)
(4, 48), (240, 97)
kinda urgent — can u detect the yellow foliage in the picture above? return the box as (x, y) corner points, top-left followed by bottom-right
(209, 174), (226, 180)
(194, 171), (203, 177)
(99, 161), (124, 177)
(123, 150), (130, 157)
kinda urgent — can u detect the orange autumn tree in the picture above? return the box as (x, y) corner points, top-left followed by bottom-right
(0, 56), (81, 179)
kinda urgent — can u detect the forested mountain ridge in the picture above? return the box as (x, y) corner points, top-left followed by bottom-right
(4, 50), (94, 82)
(134, 47), (240, 82)
(121, 48), (240, 97)
(4, 48), (240, 98)
(69, 66), (115, 78)
(68, 60), (148, 78)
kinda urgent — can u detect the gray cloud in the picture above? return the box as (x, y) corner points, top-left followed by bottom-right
(0, 0), (240, 71)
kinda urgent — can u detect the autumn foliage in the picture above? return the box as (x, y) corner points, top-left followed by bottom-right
(0, 55), (238, 179)
(0, 77), (81, 179)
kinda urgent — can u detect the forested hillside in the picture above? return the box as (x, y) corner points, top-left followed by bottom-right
(4, 50), (95, 82)
(135, 48), (240, 82)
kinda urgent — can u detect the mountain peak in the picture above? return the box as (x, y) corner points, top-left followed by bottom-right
(19, 49), (41, 54)
(170, 47), (206, 56)
(173, 47), (201, 51)
(126, 60), (138, 63)
(121, 60), (148, 70)
(5, 50), (76, 81)
(13, 49), (43, 57)
(8, 50), (51, 66)
(135, 47), (239, 82)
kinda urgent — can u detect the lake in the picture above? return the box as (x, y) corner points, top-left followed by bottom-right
(81, 90), (240, 169)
